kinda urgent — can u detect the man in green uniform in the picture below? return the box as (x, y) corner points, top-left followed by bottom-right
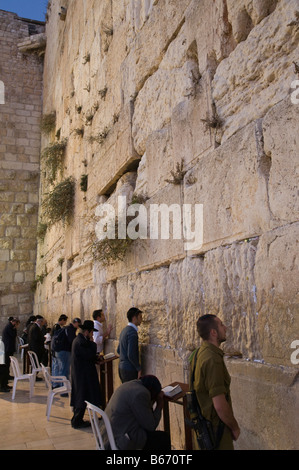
(190, 314), (240, 450)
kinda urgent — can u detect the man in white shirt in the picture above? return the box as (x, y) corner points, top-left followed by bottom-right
(92, 309), (112, 354)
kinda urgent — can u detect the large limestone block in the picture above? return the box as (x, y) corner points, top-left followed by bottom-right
(122, 0), (190, 98)
(202, 239), (262, 360)
(132, 20), (200, 155)
(262, 98), (299, 226)
(171, 71), (215, 167)
(212, 0), (299, 142)
(254, 223), (299, 366)
(133, 183), (186, 271)
(183, 121), (271, 254)
(184, 0), (236, 72)
(134, 126), (174, 198)
(227, 0), (278, 43)
(68, 261), (94, 292)
(166, 256), (204, 351)
(104, 179), (186, 280)
(228, 359), (299, 450)
(88, 103), (139, 196)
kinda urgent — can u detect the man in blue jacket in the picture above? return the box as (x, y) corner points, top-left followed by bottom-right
(117, 307), (143, 383)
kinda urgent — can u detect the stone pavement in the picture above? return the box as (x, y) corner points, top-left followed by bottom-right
(0, 366), (95, 451)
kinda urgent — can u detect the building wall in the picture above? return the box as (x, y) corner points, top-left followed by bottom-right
(0, 11), (44, 331)
(34, 0), (298, 449)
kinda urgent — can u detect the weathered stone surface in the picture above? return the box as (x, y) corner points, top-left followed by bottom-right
(212, 0), (299, 142)
(262, 98), (299, 227)
(254, 223), (299, 365)
(1, 0), (295, 451)
(183, 122), (271, 253)
(227, 0), (279, 44)
(228, 358), (299, 450)
(132, 21), (200, 155)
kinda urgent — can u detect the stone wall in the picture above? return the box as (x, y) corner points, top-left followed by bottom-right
(0, 11), (44, 331)
(34, 0), (298, 449)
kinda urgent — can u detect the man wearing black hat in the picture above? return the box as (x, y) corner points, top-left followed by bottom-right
(105, 375), (171, 450)
(117, 307), (143, 383)
(70, 320), (103, 428)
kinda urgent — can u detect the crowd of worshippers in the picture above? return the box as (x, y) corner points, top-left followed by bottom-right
(0, 309), (240, 451)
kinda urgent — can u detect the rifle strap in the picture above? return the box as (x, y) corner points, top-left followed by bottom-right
(189, 346), (225, 449)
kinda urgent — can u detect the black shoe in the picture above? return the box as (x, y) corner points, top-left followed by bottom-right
(71, 420), (91, 429)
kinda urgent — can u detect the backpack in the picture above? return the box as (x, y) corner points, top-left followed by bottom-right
(51, 327), (68, 352)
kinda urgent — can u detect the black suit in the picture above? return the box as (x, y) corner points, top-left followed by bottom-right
(70, 332), (103, 427)
(1, 322), (17, 389)
(28, 323), (44, 362)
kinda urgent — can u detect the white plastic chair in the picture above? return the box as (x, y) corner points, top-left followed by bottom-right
(41, 364), (71, 421)
(85, 401), (118, 450)
(16, 336), (24, 358)
(27, 350), (49, 383)
(9, 356), (34, 400)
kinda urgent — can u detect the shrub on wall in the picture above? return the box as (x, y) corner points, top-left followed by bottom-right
(40, 111), (56, 135)
(41, 138), (68, 184)
(42, 176), (75, 226)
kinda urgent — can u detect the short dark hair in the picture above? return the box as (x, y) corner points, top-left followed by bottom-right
(140, 375), (161, 400)
(127, 307), (142, 322)
(58, 314), (68, 321)
(92, 309), (103, 320)
(196, 314), (218, 340)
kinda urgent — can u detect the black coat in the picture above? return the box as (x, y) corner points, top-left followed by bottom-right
(2, 322), (17, 354)
(70, 333), (103, 409)
(28, 323), (44, 361)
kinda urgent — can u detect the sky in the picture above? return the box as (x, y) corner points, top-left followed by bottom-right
(0, 0), (48, 22)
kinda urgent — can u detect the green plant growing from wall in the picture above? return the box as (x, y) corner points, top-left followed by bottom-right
(36, 222), (48, 241)
(73, 127), (84, 137)
(42, 176), (75, 227)
(90, 194), (148, 266)
(98, 86), (108, 99)
(40, 111), (56, 135)
(91, 218), (134, 266)
(88, 126), (109, 144)
(41, 138), (68, 184)
(31, 271), (47, 291)
(201, 111), (223, 130)
(80, 174), (88, 192)
(83, 53), (90, 64)
(165, 160), (187, 185)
